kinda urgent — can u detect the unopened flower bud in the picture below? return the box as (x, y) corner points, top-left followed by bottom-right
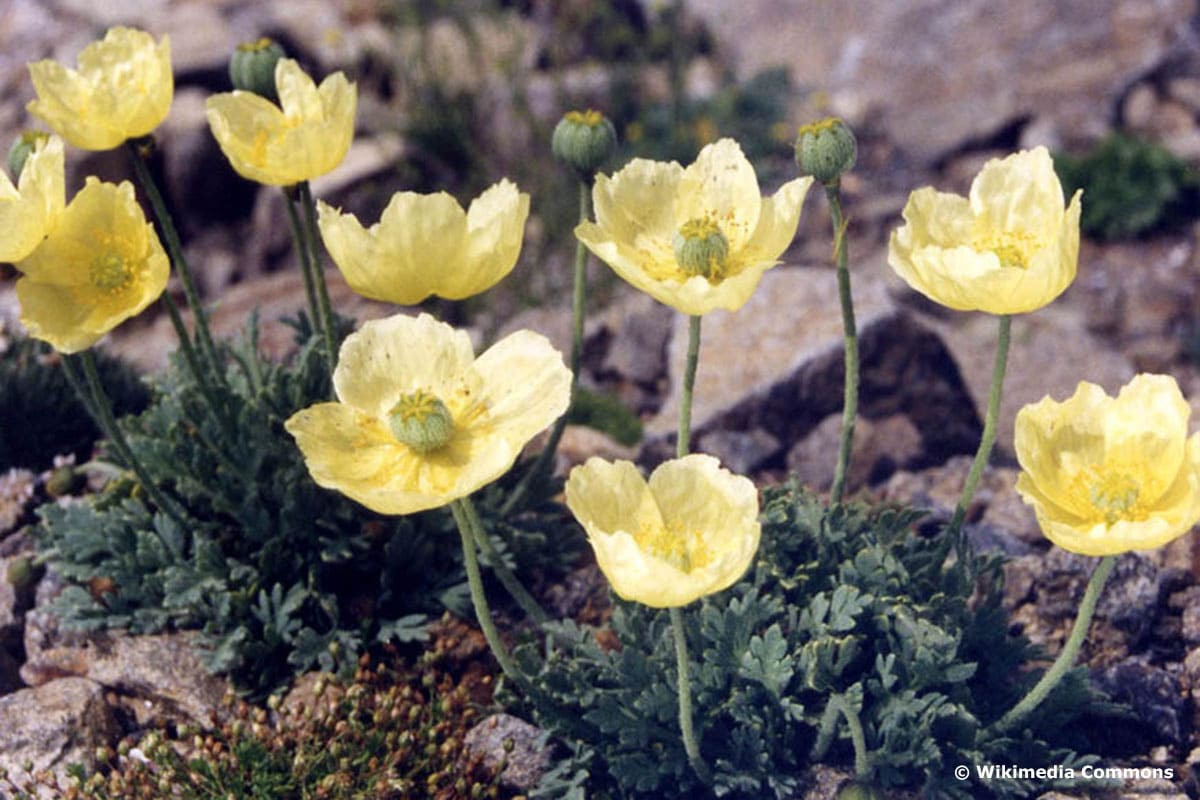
(229, 38), (287, 102)
(795, 117), (857, 184)
(552, 109), (618, 179)
(7, 131), (49, 181)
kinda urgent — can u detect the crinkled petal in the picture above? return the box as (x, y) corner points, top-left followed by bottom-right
(969, 146), (1063, 241)
(738, 175), (813, 264)
(675, 138), (762, 251)
(469, 328), (571, 447)
(333, 313), (476, 418)
(449, 179), (530, 299)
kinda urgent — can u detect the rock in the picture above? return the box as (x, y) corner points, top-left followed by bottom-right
(879, 456), (1042, 548)
(685, 0), (1194, 163)
(1093, 658), (1188, 750)
(20, 631), (228, 729)
(553, 425), (638, 472)
(597, 292), (674, 386)
(704, 428), (782, 475)
(0, 677), (117, 792)
(0, 469), (35, 537)
(915, 305), (1136, 461)
(789, 412), (923, 492)
(462, 712), (552, 791)
(800, 764), (857, 800)
(648, 265), (980, 470)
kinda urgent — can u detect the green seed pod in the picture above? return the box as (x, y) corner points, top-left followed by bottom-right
(552, 109), (618, 179)
(7, 131), (49, 182)
(229, 38), (287, 102)
(795, 117), (857, 184)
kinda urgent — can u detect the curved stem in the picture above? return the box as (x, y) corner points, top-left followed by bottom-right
(74, 351), (188, 528)
(990, 555), (1116, 735)
(946, 314), (1012, 548)
(809, 694), (871, 779)
(677, 315), (702, 458)
(460, 496), (547, 624)
(450, 498), (526, 690)
(671, 606), (711, 784)
(501, 179), (592, 516)
(825, 181), (859, 505)
(126, 139), (222, 381)
(298, 182), (340, 375)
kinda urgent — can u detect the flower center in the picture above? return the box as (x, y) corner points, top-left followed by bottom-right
(89, 253), (135, 293)
(635, 518), (712, 573)
(1085, 469), (1143, 525)
(673, 217), (729, 279)
(564, 108), (604, 127)
(388, 390), (455, 453)
(973, 228), (1040, 269)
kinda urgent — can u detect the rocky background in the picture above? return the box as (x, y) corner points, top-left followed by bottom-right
(3, 0), (1200, 797)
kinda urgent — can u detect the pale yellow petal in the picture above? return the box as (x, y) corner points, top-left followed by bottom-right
(15, 279), (98, 353)
(333, 313), (476, 417)
(675, 138), (761, 251)
(565, 458), (663, 543)
(969, 146), (1063, 241)
(469, 328), (571, 447)
(449, 180), (530, 299)
(375, 191), (470, 302)
(738, 175), (813, 264)
(590, 159), (684, 258)
(316, 201), (390, 301)
(1104, 374), (1189, 501)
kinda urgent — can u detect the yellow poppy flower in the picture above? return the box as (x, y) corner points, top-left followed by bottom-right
(15, 178), (169, 354)
(316, 180), (530, 304)
(1015, 374), (1200, 556)
(564, 454), (760, 607)
(285, 313), (571, 515)
(0, 134), (65, 263)
(888, 146), (1081, 315)
(27, 27), (173, 151)
(575, 138), (812, 316)
(205, 58), (356, 186)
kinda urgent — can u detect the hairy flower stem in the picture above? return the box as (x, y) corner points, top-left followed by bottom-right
(71, 351), (188, 528)
(825, 180), (858, 505)
(678, 315), (702, 458)
(298, 181), (340, 371)
(990, 555), (1116, 735)
(671, 606), (712, 784)
(810, 694), (871, 780)
(668, 313), (710, 784)
(450, 497), (533, 694)
(126, 139), (222, 381)
(946, 314), (1012, 549)
(460, 495), (547, 624)
(501, 180), (593, 517)
(282, 187), (334, 380)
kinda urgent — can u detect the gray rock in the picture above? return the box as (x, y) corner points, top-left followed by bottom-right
(1093, 658), (1188, 750)
(0, 677), (117, 791)
(21, 631), (228, 730)
(685, 0), (1194, 163)
(701, 428), (781, 475)
(789, 412), (924, 492)
(462, 712), (552, 792)
(648, 265), (980, 470)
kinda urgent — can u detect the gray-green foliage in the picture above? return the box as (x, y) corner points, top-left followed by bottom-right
(523, 484), (1112, 799)
(0, 334), (149, 471)
(35, 320), (576, 696)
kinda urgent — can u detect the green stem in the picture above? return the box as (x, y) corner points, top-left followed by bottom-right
(990, 555), (1116, 735)
(75, 351), (188, 528)
(809, 694), (871, 779)
(126, 139), (222, 380)
(671, 606), (711, 784)
(946, 314), (1012, 546)
(298, 181), (340, 375)
(500, 179), (592, 517)
(450, 498), (526, 690)
(826, 181), (859, 505)
(460, 496), (547, 624)
(677, 315), (702, 458)
(282, 187), (321, 333)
